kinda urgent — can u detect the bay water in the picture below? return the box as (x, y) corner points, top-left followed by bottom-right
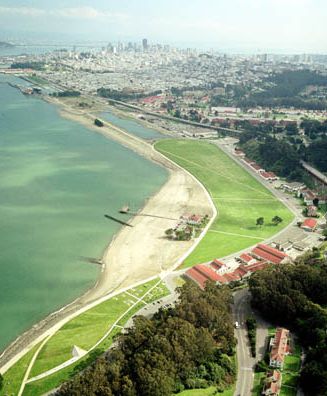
(0, 75), (167, 352)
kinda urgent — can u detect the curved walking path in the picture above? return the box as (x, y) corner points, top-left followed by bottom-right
(25, 278), (164, 385)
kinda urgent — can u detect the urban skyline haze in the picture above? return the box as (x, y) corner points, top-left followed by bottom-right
(0, 0), (326, 53)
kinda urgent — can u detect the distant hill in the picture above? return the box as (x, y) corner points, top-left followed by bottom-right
(0, 41), (15, 48)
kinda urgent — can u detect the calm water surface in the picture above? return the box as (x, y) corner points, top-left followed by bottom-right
(0, 75), (167, 352)
(100, 111), (166, 140)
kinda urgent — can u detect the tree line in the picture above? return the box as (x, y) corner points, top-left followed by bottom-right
(249, 255), (327, 395)
(55, 282), (236, 396)
(238, 70), (327, 110)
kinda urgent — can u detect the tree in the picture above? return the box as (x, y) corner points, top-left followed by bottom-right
(256, 217), (264, 227)
(322, 229), (327, 239)
(0, 373), (3, 390)
(272, 216), (283, 226)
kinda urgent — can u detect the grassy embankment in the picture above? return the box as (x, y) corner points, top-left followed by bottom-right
(155, 140), (294, 267)
(2, 278), (169, 396)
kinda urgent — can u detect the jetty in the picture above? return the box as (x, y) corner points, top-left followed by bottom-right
(104, 214), (133, 227)
(79, 257), (103, 266)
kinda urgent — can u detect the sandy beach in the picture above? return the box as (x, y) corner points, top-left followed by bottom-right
(57, 99), (213, 301)
(0, 95), (214, 370)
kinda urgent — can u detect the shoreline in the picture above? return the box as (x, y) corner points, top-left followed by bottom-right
(0, 95), (214, 371)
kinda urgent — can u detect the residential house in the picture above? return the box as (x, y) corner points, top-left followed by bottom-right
(262, 370), (282, 396)
(269, 328), (290, 369)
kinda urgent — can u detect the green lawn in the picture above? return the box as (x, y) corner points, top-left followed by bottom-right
(28, 277), (170, 378)
(155, 140), (294, 267)
(0, 343), (40, 396)
(30, 291), (136, 377)
(23, 276), (171, 395)
(22, 326), (122, 396)
(280, 385), (297, 396)
(252, 372), (265, 396)
(176, 385), (234, 396)
(143, 281), (170, 304)
(128, 278), (161, 298)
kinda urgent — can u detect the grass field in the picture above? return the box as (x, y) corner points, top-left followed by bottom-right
(22, 326), (122, 396)
(30, 291), (136, 377)
(155, 140), (294, 267)
(176, 386), (234, 396)
(22, 277), (170, 394)
(0, 343), (40, 396)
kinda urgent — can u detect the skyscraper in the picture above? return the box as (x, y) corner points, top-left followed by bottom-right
(142, 38), (148, 51)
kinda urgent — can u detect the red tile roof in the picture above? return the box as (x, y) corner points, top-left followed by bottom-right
(251, 163), (264, 171)
(302, 218), (317, 229)
(257, 244), (287, 260)
(194, 264), (222, 282)
(185, 268), (208, 289)
(246, 261), (269, 272)
(239, 253), (254, 263)
(209, 259), (225, 270)
(252, 244), (287, 264)
(270, 328), (289, 365)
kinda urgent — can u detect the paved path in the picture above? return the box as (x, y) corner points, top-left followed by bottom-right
(26, 278), (164, 385)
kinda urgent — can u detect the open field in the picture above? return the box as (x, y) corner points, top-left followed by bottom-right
(22, 327), (122, 396)
(155, 140), (294, 267)
(0, 343), (40, 396)
(18, 278), (170, 395)
(30, 291), (136, 377)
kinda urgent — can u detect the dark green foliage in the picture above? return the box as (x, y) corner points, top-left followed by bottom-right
(97, 88), (162, 101)
(11, 61), (45, 70)
(249, 261), (327, 395)
(256, 217), (264, 227)
(0, 373), (3, 390)
(50, 90), (81, 97)
(56, 282), (236, 396)
(94, 118), (104, 127)
(305, 138), (327, 172)
(245, 317), (257, 357)
(239, 70), (327, 110)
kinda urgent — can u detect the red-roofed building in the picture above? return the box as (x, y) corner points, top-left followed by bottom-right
(239, 253), (256, 265)
(260, 171), (279, 181)
(224, 272), (241, 282)
(301, 218), (317, 232)
(193, 264), (222, 282)
(251, 163), (265, 173)
(234, 149), (246, 157)
(184, 268), (208, 289)
(262, 370), (282, 396)
(245, 261), (269, 273)
(209, 259), (229, 274)
(243, 157), (255, 165)
(270, 328), (290, 369)
(251, 244), (288, 264)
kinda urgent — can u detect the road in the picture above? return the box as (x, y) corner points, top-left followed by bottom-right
(233, 289), (255, 396)
(233, 288), (270, 396)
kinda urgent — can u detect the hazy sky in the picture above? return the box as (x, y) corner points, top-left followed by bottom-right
(0, 0), (326, 53)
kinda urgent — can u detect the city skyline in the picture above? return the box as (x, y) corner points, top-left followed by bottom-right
(0, 0), (327, 53)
